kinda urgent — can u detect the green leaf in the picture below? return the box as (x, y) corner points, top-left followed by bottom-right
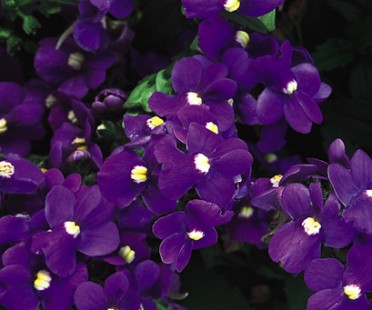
(155, 68), (173, 95)
(156, 301), (168, 310)
(312, 38), (354, 71)
(22, 15), (41, 35)
(223, 12), (268, 33)
(326, 0), (361, 22)
(124, 75), (156, 112)
(258, 9), (276, 32)
(28, 154), (48, 168)
(349, 57), (372, 100)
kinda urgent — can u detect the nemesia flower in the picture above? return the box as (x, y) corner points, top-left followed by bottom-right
(32, 185), (119, 277)
(268, 182), (354, 274)
(34, 37), (115, 99)
(181, 0), (284, 19)
(155, 123), (253, 208)
(304, 245), (372, 310)
(328, 147), (372, 234)
(153, 200), (233, 272)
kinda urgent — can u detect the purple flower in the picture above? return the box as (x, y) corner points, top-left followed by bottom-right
(32, 185), (119, 277)
(328, 148), (372, 234)
(268, 182), (354, 274)
(304, 244), (372, 310)
(153, 200), (233, 272)
(0, 154), (44, 194)
(155, 123), (253, 208)
(74, 271), (140, 310)
(181, 0), (284, 19)
(98, 143), (176, 214)
(0, 82), (44, 156)
(92, 88), (128, 117)
(254, 41), (332, 134)
(0, 244), (88, 310)
(34, 37), (115, 99)
(149, 56), (236, 130)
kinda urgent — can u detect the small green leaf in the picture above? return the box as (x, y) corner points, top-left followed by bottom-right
(349, 57), (372, 100)
(156, 301), (168, 310)
(312, 38), (354, 71)
(258, 9), (276, 32)
(155, 68), (173, 95)
(326, 0), (361, 22)
(124, 75), (156, 112)
(283, 274), (311, 310)
(223, 12), (268, 33)
(22, 15), (41, 35)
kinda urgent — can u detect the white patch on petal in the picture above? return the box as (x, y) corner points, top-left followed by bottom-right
(224, 0), (240, 12)
(0, 161), (14, 178)
(265, 153), (278, 164)
(34, 270), (52, 291)
(282, 79), (298, 95)
(205, 122), (219, 134)
(194, 153), (210, 174)
(239, 206), (254, 219)
(45, 94), (57, 108)
(0, 118), (7, 134)
(187, 92), (202, 106)
(302, 217), (321, 236)
(68, 52), (85, 70)
(64, 221), (80, 238)
(119, 245), (136, 264)
(131, 165), (148, 183)
(146, 116), (164, 129)
(187, 229), (204, 241)
(67, 110), (78, 124)
(344, 284), (361, 300)
(235, 30), (249, 48)
(270, 174), (283, 188)
(365, 189), (372, 198)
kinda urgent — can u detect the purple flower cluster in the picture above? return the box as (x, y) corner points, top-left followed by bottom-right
(3, 0), (369, 308)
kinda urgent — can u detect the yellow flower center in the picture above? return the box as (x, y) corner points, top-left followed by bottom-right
(187, 230), (204, 241)
(68, 52), (85, 70)
(283, 79), (298, 95)
(235, 31), (249, 48)
(205, 122), (219, 134)
(71, 137), (88, 151)
(0, 161), (15, 178)
(64, 221), (80, 238)
(186, 92), (202, 106)
(0, 118), (8, 134)
(119, 246), (136, 264)
(224, 0), (240, 12)
(239, 206), (254, 218)
(270, 174), (283, 187)
(302, 217), (321, 235)
(146, 116), (164, 129)
(344, 284), (361, 300)
(131, 165), (148, 183)
(194, 153), (210, 174)
(34, 270), (52, 291)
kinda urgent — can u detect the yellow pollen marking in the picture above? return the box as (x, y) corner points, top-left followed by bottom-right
(67, 110), (78, 124)
(227, 98), (234, 106)
(235, 31), (249, 48)
(131, 165), (148, 183)
(265, 153), (278, 164)
(71, 137), (88, 151)
(0, 118), (8, 134)
(194, 153), (210, 174)
(205, 122), (219, 134)
(302, 217), (321, 236)
(68, 52), (85, 70)
(34, 270), (52, 291)
(146, 116), (164, 129)
(119, 245), (136, 263)
(0, 161), (15, 178)
(64, 221), (80, 238)
(186, 92), (202, 106)
(45, 94), (57, 108)
(239, 206), (254, 218)
(344, 284), (361, 300)
(283, 80), (298, 95)
(224, 0), (240, 12)
(187, 230), (204, 241)
(270, 174), (283, 187)
(107, 308), (118, 310)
